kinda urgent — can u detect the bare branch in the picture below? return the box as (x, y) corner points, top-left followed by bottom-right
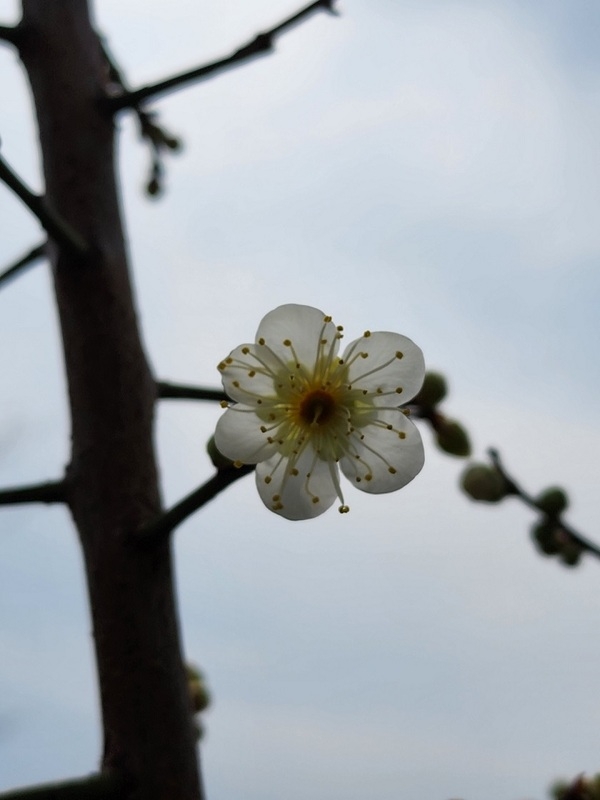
(136, 465), (254, 543)
(0, 24), (21, 46)
(0, 771), (127, 800)
(105, 0), (339, 112)
(157, 381), (228, 403)
(488, 448), (600, 560)
(0, 150), (88, 256)
(0, 241), (46, 288)
(0, 479), (66, 506)
(100, 39), (181, 196)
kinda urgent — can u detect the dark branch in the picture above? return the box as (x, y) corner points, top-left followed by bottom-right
(488, 448), (600, 560)
(157, 381), (228, 403)
(0, 151), (88, 255)
(0, 241), (46, 288)
(0, 480), (66, 506)
(0, 771), (127, 800)
(0, 24), (21, 46)
(105, 0), (339, 112)
(100, 39), (181, 197)
(136, 465), (255, 543)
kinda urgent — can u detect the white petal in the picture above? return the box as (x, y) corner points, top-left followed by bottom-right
(255, 304), (340, 372)
(256, 446), (338, 520)
(214, 405), (278, 464)
(343, 332), (425, 403)
(218, 343), (283, 405)
(340, 409), (424, 494)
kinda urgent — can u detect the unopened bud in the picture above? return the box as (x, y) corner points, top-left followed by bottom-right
(461, 463), (507, 502)
(436, 419), (471, 457)
(536, 487), (569, 516)
(531, 521), (561, 556)
(146, 177), (161, 196)
(206, 435), (236, 469)
(559, 541), (583, 568)
(413, 371), (447, 407)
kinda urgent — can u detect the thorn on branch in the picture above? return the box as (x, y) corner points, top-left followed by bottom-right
(0, 479), (66, 507)
(103, 0), (340, 111)
(135, 465), (255, 544)
(0, 148), (88, 256)
(0, 241), (46, 289)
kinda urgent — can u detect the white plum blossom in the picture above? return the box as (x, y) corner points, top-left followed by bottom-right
(215, 304), (425, 520)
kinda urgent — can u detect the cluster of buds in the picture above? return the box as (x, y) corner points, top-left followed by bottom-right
(411, 372), (471, 457)
(530, 487), (582, 567)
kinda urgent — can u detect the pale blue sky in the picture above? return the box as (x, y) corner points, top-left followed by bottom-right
(1, 2), (600, 799)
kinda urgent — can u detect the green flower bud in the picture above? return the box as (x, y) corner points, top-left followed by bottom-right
(189, 679), (211, 713)
(436, 419), (471, 457)
(206, 434), (236, 469)
(461, 463), (507, 502)
(146, 177), (161, 197)
(412, 371), (448, 407)
(559, 541), (583, 568)
(531, 521), (561, 556)
(536, 487), (569, 516)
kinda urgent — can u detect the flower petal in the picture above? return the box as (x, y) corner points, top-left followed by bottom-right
(255, 304), (340, 372)
(340, 409), (424, 493)
(256, 446), (338, 520)
(342, 332), (425, 403)
(214, 404), (278, 464)
(218, 343), (283, 405)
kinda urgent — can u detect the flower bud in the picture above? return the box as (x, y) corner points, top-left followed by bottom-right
(559, 541), (583, 568)
(435, 419), (471, 457)
(531, 520), (561, 556)
(536, 487), (569, 516)
(412, 371), (447, 407)
(461, 463), (507, 502)
(206, 434), (236, 469)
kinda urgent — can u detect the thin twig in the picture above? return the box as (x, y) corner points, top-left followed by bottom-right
(0, 151), (88, 256)
(137, 465), (254, 543)
(0, 480), (66, 506)
(0, 241), (46, 288)
(157, 381), (228, 403)
(488, 448), (600, 559)
(105, 0), (339, 112)
(0, 771), (127, 800)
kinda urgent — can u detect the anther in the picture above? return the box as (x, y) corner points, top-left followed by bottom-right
(388, 466), (397, 474)
(339, 505), (350, 514)
(395, 351), (403, 359)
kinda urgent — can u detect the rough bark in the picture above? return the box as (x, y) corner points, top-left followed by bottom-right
(18, 2), (203, 797)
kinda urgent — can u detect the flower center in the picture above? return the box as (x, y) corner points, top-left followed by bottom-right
(298, 389), (337, 427)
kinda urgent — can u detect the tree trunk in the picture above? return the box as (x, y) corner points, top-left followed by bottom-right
(18, 2), (203, 797)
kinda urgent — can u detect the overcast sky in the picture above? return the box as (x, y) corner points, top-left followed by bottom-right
(1, 1), (600, 799)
